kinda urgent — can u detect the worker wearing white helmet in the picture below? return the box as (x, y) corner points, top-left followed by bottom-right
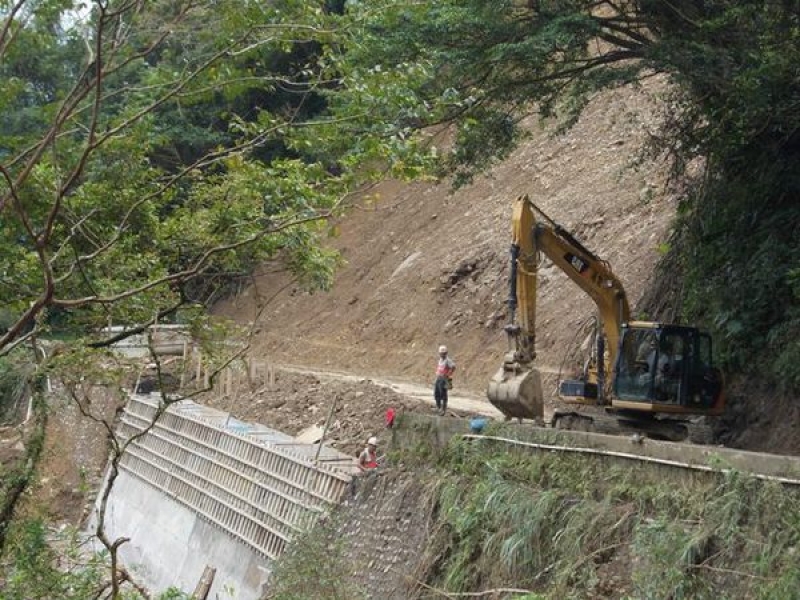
(433, 344), (456, 415)
(358, 436), (379, 471)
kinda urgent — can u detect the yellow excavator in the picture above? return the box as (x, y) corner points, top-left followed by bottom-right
(487, 195), (725, 440)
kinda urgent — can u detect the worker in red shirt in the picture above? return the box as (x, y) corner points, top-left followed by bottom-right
(433, 345), (456, 415)
(358, 436), (379, 471)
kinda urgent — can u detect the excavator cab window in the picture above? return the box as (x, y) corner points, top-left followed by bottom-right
(614, 328), (689, 405)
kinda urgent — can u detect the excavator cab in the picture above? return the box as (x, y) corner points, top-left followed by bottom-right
(612, 323), (724, 415)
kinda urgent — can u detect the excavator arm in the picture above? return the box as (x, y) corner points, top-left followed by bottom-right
(529, 202), (631, 394)
(487, 195), (630, 419)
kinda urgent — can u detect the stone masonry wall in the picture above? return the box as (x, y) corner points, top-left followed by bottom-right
(331, 472), (435, 599)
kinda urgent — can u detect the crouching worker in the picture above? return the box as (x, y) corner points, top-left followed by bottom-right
(358, 436), (379, 471)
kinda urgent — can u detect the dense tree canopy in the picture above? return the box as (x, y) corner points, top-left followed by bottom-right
(0, 0), (432, 356)
(2, 0), (800, 595)
(330, 1), (800, 181)
(0, 1), (312, 347)
(0, 2), (427, 594)
(1, 0), (798, 386)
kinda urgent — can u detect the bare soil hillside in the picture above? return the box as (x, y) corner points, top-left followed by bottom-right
(214, 82), (792, 455)
(216, 83), (675, 412)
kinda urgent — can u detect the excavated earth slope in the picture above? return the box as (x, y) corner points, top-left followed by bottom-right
(217, 84), (673, 417)
(215, 81), (795, 455)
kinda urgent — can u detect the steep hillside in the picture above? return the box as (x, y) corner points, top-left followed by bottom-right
(213, 79), (800, 456)
(217, 82), (674, 412)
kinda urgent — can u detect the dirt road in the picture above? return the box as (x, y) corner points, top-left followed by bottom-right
(274, 362), (506, 418)
(199, 362), (510, 455)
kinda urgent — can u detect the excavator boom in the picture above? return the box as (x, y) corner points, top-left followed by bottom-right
(487, 195), (630, 418)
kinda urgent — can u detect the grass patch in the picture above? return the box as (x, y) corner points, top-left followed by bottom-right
(413, 437), (800, 599)
(0, 353), (36, 426)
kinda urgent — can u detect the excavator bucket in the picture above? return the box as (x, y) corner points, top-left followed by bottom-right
(487, 365), (544, 421)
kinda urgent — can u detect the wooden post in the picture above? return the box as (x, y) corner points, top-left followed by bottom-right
(180, 341), (188, 389)
(192, 565), (216, 600)
(242, 356), (253, 391)
(195, 351), (202, 387)
(232, 363), (239, 399)
(267, 362), (275, 389)
(225, 368), (232, 397)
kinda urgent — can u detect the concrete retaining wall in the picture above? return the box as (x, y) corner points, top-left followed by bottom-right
(93, 394), (356, 599)
(395, 413), (800, 484)
(103, 470), (270, 599)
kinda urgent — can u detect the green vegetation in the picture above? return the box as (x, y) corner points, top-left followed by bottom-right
(0, 519), (193, 599)
(0, 0), (433, 355)
(3, 1), (797, 383)
(0, 397), (46, 555)
(3, 0), (800, 595)
(0, 353), (45, 554)
(265, 431), (800, 599)
(415, 439), (800, 599)
(0, 0), (434, 584)
(1, 520), (107, 600)
(0, 354), (32, 425)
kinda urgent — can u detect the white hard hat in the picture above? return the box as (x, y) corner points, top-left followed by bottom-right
(438, 345), (448, 354)
(368, 436), (377, 446)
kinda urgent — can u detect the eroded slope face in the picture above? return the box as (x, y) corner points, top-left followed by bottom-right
(217, 82), (675, 410)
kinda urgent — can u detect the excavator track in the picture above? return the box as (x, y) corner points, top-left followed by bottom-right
(552, 409), (715, 444)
